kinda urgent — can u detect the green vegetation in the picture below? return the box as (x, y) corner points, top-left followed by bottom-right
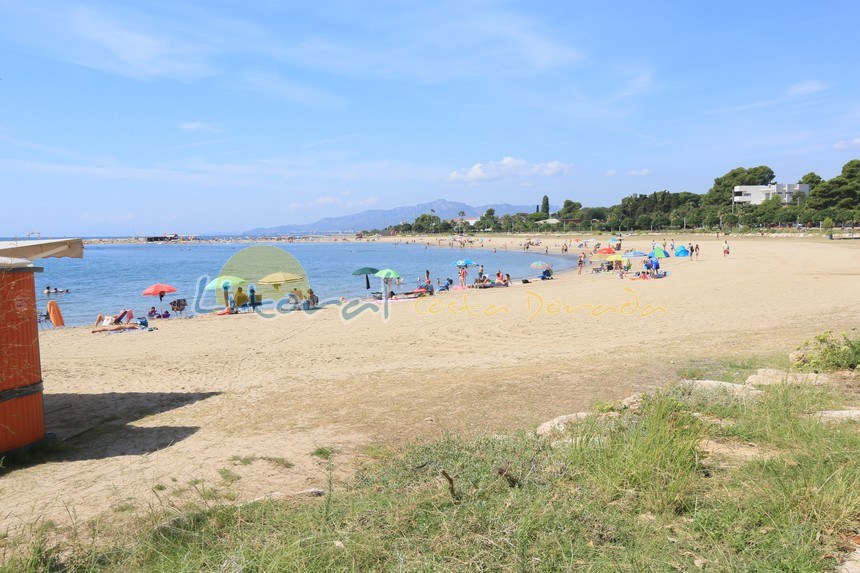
(6, 377), (858, 572)
(795, 330), (860, 372)
(373, 160), (860, 235)
(311, 446), (336, 460)
(228, 454), (294, 469)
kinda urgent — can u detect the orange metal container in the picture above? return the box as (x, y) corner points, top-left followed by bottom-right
(0, 263), (46, 454)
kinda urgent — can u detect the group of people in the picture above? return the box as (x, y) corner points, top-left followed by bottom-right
(44, 285), (70, 294)
(472, 269), (511, 287)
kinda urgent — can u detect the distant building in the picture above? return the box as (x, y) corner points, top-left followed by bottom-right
(732, 183), (809, 206)
(451, 217), (480, 226)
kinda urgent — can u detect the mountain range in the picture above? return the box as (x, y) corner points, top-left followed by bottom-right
(244, 199), (555, 235)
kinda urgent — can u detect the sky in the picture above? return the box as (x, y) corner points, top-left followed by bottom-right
(1, 1), (859, 236)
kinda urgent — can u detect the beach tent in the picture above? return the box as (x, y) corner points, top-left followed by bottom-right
(649, 248), (669, 259)
(675, 246), (690, 257)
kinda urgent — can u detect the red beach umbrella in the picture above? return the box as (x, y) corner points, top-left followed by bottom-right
(596, 247), (616, 255)
(142, 283), (177, 315)
(142, 283), (177, 298)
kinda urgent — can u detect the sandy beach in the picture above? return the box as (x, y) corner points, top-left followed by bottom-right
(2, 236), (860, 539)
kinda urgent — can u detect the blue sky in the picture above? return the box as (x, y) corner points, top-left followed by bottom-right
(1, 1), (859, 236)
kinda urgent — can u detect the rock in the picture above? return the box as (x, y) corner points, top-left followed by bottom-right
(536, 412), (592, 436)
(620, 393), (643, 411)
(682, 379), (763, 398)
(813, 409), (860, 422)
(841, 547), (860, 573)
(789, 351), (806, 366)
(745, 368), (826, 386)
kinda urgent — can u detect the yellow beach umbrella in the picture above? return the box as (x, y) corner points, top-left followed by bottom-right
(259, 271), (304, 290)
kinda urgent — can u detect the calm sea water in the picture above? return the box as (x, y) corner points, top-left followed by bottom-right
(35, 241), (575, 326)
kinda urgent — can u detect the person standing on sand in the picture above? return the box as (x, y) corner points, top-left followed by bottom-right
(577, 252), (584, 275)
(722, 241), (730, 257)
(478, 264), (484, 280)
(458, 266), (467, 287)
(695, 244), (700, 260)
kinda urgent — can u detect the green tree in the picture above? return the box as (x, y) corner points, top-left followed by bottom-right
(541, 195), (550, 215)
(477, 208), (499, 231)
(799, 172), (823, 193)
(703, 166), (775, 207)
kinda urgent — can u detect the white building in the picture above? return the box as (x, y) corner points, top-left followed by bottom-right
(732, 183), (809, 205)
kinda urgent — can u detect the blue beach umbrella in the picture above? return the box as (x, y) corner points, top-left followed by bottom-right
(453, 259), (477, 267)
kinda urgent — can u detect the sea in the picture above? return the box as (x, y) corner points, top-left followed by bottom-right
(33, 240), (575, 326)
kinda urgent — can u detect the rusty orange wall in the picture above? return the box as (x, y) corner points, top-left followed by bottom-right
(0, 269), (46, 453)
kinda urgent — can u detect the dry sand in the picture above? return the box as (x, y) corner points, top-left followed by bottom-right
(2, 236), (860, 540)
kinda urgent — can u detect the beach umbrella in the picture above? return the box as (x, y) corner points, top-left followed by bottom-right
(375, 269), (400, 279)
(142, 282), (177, 314)
(205, 275), (245, 307)
(623, 250), (648, 258)
(141, 283), (176, 300)
(596, 247), (616, 255)
(606, 254), (624, 262)
(204, 275), (246, 290)
(375, 269), (400, 298)
(530, 261), (551, 269)
(607, 237), (620, 243)
(352, 267), (380, 290)
(453, 259), (477, 267)
(259, 271), (304, 290)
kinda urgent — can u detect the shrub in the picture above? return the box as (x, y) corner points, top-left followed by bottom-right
(795, 330), (860, 372)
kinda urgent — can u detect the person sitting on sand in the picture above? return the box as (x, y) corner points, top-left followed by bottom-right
(234, 286), (249, 307)
(307, 288), (319, 307)
(148, 306), (158, 318)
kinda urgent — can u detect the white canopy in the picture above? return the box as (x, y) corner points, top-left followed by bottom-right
(0, 239), (84, 261)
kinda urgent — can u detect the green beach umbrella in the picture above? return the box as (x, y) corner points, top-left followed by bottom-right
(205, 275), (245, 307)
(375, 269), (400, 298)
(204, 275), (246, 290)
(374, 269), (400, 279)
(352, 267), (380, 290)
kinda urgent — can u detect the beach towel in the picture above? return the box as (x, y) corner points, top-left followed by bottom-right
(46, 300), (64, 327)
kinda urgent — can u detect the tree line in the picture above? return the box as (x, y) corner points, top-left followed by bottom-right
(374, 160), (860, 234)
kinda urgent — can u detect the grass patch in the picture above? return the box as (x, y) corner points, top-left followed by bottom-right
(7, 383), (860, 572)
(217, 468), (241, 484)
(676, 353), (790, 384)
(311, 446), (336, 460)
(228, 454), (294, 469)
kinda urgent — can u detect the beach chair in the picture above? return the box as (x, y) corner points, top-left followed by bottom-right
(170, 299), (188, 317)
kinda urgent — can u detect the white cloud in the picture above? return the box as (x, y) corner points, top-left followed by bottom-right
(604, 169), (617, 176)
(180, 122), (221, 133)
(448, 156), (572, 183)
(787, 80), (828, 96)
(626, 168), (651, 176)
(833, 138), (860, 150)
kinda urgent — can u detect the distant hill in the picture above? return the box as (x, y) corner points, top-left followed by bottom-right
(244, 199), (555, 235)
